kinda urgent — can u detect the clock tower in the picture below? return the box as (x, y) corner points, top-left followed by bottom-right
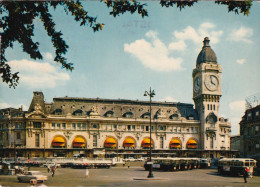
(192, 37), (222, 151)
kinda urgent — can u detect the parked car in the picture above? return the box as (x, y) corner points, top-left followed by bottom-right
(17, 171), (47, 183)
(124, 157), (137, 162)
(43, 162), (60, 168)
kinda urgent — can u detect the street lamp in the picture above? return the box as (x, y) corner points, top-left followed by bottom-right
(144, 87), (155, 178)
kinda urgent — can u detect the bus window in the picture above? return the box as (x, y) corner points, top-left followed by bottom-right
(245, 162), (249, 166)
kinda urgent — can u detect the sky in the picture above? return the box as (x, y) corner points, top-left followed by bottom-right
(1, 1), (260, 136)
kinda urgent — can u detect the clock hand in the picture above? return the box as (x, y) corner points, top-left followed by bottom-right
(210, 77), (216, 85)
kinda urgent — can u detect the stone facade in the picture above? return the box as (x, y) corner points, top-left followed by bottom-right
(240, 105), (260, 157)
(0, 37), (232, 159)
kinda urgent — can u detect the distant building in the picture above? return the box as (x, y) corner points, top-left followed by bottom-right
(0, 38), (232, 159)
(230, 135), (240, 152)
(240, 105), (260, 157)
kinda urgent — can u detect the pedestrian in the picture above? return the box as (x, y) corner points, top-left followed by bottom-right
(47, 166), (50, 173)
(243, 168), (248, 183)
(51, 166), (55, 177)
(127, 162), (130, 169)
(85, 168), (89, 177)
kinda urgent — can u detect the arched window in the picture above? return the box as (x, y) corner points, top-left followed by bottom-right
(141, 112), (150, 119)
(186, 139), (198, 149)
(73, 109), (83, 116)
(170, 113), (179, 120)
(104, 111), (114, 117)
(52, 109), (62, 115)
(123, 112), (133, 118)
(52, 136), (66, 148)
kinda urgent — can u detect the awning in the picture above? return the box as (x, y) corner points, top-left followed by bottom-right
(52, 136), (66, 147)
(169, 139), (181, 148)
(73, 137), (86, 148)
(141, 138), (153, 148)
(123, 138), (135, 147)
(104, 137), (117, 148)
(187, 139), (197, 149)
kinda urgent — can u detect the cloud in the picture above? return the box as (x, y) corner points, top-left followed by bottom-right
(124, 22), (223, 72)
(8, 59), (70, 88)
(172, 22), (223, 47)
(158, 96), (177, 102)
(43, 52), (54, 61)
(229, 100), (245, 113)
(0, 102), (28, 110)
(124, 31), (183, 72)
(228, 27), (253, 43)
(228, 100), (246, 135)
(236, 59), (246, 64)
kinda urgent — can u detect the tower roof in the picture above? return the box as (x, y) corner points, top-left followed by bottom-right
(196, 37), (217, 66)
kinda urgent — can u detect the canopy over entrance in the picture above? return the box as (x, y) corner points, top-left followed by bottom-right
(169, 138), (181, 149)
(141, 138), (153, 148)
(104, 137), (117, 148)
(186, 139), (198, 149)
(123, 138), (135, 147)
(52, 136), (66, 147)
(73, 137), (86, 148)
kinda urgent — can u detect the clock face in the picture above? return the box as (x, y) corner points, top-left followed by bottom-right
(204, 75), (219, 91)
(194, 77), (201, 93)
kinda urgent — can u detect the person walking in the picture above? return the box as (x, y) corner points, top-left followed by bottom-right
(47, 166), (50, 173)
(243, 168), (248, 183)
(51, 166), (55, 177)
(85, 168), (89, 177)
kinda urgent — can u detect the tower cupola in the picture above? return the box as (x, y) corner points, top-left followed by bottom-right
(196, 37), (217, 66)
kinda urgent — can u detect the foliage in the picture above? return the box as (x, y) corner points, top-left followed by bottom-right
(0, 0), (252, 88)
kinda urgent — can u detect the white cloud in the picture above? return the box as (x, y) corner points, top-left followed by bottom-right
(236, 59), (246, 64)
(172, 22), (223, 46)
(124, 22), (223, 72)
(8, 59), (70, 88)
(229, 100), (245, 113)
(168, 40), (187, 51)
(158, 96), (177, 102)
(228, 100), (246, 135)
(43, 52), (53, 61)
(0, 102), (28, 110)
(228, 27), (253, 43)
(124, 31), (184, 72)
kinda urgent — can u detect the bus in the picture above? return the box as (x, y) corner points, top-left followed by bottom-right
(144, 157), (200, 172)
(218, 158), (257, 177)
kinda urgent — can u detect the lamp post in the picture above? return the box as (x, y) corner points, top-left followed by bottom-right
(144, 87), (155, 178)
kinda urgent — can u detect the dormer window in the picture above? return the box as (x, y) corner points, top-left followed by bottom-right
(53, 108), (62, 115)
(123, 112), (133, 118)
(141, 112), (150, 119)
(73, 109), (83, 116)
(104, 111), (114, 117)
(170, 113), (179, 120)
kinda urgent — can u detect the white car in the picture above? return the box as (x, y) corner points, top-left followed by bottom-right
(124, 157), (137, 162)
(17, 171), (48, 183)
(43, 162), (60, 168)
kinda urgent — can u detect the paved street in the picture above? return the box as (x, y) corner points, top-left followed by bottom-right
(0, 166), (260, 187)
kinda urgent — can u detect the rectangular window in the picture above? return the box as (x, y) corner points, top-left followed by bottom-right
(141, 126), (144, 131)
(195, 127), (198, 133)
(33, 122), (41, 129)
(210, 137), (214, 149)
(72, 123), (76, 129)
(62, 123), (66, 129)
(15, 123), (19, 129)
(57, 123), (61, 129)
(191, 127), (194, 132)
(114, 124), (117, 131)
(35, 134), (40, 147)
(151, 126), (154, 131)
(187, 128), (190, 133)
(132, 125), (135, 130)
(145, 126), (149, 132)
(127, 125), (131, 131)
(160, 137), (164, 149)
(77, 123), (81, 129)
(256, 111), (259, 117)
(82, 123), (86, 129)
(52, 123), (55, 128)
(93, 134), (97, 147)
(17, 132), (21, 140)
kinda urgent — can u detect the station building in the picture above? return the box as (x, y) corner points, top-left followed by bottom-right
(0, 37), (232, 159)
